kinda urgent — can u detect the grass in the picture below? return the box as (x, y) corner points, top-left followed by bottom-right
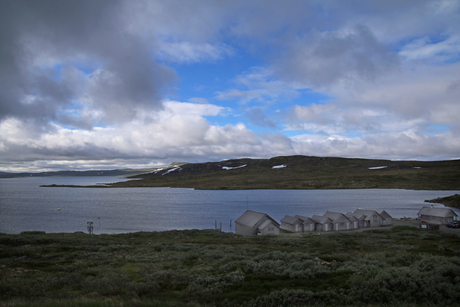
(425, 194), (460, 208)
(2, 227), (460, 306)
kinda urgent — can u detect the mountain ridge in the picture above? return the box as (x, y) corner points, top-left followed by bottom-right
(111, 155), (460, 190)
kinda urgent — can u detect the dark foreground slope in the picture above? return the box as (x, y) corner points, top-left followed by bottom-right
(2, 226), (460, 307)
(111, 155), (460, 190)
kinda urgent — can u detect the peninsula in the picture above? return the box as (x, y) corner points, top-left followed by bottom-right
(107, 155), (460, 190)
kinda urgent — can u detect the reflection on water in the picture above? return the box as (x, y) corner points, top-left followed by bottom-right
(1, 176), (459, 234)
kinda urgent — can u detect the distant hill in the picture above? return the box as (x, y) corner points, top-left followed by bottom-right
(108, 155), (460, 190)
(0, 169), (154, 178)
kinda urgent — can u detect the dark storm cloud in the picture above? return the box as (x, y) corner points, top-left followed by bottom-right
(0, 0), (174, 127)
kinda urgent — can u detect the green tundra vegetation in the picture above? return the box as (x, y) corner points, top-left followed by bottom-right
(2, 227), (460, 306)
(109, 156), (460, 190)
(425, 194), (460, 208)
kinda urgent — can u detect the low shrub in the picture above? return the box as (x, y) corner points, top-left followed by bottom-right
(2, 229), (460, 306)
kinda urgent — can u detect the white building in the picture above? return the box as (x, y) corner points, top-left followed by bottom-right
(417, 206), (458, 225)
(235, 210), (280, 236)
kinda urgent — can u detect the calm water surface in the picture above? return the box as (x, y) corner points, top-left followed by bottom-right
(1, 176), (459, 234)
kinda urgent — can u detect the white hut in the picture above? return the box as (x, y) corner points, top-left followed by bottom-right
(351, 209), (387, 227)
(417, 206), (458, 225)
(379, 210), (393, 226)
(322, 211), (354, 231)
(311, 215), (333, 232)
(280, 215), (304, 232)
(235, 210), (280, 236)
(295, 215), (316, 232)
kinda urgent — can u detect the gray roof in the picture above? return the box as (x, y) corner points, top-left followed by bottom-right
(295, 215), (315, 223)
(379, 210), (393, 219)
(323, 211), (352, 222)
(259, 219), (279, 229)
(417, 207), (458, 218)
(311, 215), (333, 224)
(281, 215), (301, 224)
(235, 210), (280, 227)
(354, 208), (393, 220)
(354, 209), (382, 219)
(345, 213), (360, 221)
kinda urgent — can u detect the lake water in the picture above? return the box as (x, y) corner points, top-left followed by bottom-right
(1, 176), (459, 234)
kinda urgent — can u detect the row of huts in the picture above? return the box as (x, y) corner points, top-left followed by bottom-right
(234, 206), (458, 236)
(281, 209), (393, 233)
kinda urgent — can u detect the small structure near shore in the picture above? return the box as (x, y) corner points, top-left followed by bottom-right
(235, 210), (280, 236)
(280, 215), (304, 232)
(347, 209), (393, 228)
(417, 206), (458, 225)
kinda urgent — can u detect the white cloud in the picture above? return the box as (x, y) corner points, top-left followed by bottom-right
(399, 35), (460, 62)
(290, 129), (460, 161)
(1, 0), (460, 172)
(0, 101), (266, 171)
(157, 41), (234, 63)
(215, 67), (299, 104)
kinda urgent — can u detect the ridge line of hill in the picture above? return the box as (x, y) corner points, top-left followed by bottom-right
(109, 155), (460, 190)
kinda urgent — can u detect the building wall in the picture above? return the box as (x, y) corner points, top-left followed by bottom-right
(330, 215), (352, 231)
(381, 217), (392, 226)
(235, 223), (255, 236)
(317, 223), (333, 232)
(420, 215), (454, 224)
(368, 213), (383, 227)
(281, 220), (304, 232)
(237, 217), (280, 236)
(294, 223), (302, 232)
(281, 222), (295, 232)
(332, 222), (350, 231)
(259, 222), (280, 235)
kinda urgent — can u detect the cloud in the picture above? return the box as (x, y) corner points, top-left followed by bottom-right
(215, 67), (299, 104)
(245, 107), (277, 128)
(0, 0), (175, 128)
(291, 129), (460, 161)
(327, 62), (460, 126)
(1, 0), (460, 171)
(0, 101), (268, 170)
(157, 42), (234, 63)
(399, 35), (460, 63)
(273, 25), (400, 89)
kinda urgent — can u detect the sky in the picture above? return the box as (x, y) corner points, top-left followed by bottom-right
(1, 0), (460, 172)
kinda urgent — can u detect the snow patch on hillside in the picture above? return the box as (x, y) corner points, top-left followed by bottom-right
(222, 164), (247, 170)
(162, 167), (181, 175)
(272, 164), (286, 169)
(368, 166), (387, 170)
